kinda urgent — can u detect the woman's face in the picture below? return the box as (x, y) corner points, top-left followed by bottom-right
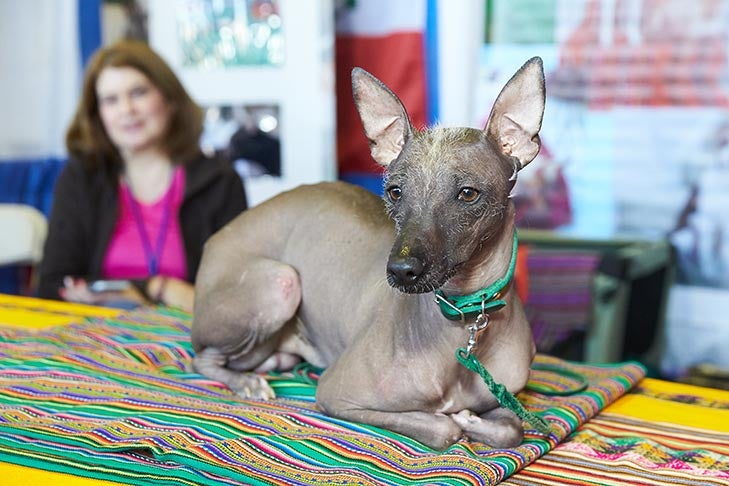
(95, 66), (172, 158)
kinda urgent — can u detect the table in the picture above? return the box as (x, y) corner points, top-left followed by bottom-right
(0, 294), (726, 485)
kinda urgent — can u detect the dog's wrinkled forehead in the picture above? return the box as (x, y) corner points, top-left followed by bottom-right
(389, 126), (513, 189)
(409, 127), (483, 163)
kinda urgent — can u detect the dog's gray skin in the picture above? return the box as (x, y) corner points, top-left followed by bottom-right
(192, 57), (545, 451)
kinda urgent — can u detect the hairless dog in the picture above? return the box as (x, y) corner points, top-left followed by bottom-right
(192, 57), (546, 450)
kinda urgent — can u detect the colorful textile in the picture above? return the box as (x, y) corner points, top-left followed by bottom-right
(0, 305), (644, 485)
(503, 378), (729, 485)
(522, 248), (601, 354)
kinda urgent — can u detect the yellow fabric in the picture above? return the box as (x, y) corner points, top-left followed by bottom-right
(0, 293), (119, 328)
(605, 377), (729, 432)
(5, 462), (119, 486)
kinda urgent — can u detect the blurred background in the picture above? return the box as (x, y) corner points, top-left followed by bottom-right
(1, 0), (728, 387)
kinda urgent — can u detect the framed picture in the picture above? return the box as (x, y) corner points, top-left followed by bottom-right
(148, 0), (336, 206)
(200, 103), (281, 178)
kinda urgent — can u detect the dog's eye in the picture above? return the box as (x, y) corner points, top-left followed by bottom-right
(457, 187), (480, 203)
(387, 186), (402, 202)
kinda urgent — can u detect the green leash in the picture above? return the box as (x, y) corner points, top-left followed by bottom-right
(455, 348), (552, 435)
(527, 363), (589, 396)
(435, 230), (580, 436)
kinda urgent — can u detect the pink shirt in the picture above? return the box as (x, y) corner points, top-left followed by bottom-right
(102, 167), (187, 280)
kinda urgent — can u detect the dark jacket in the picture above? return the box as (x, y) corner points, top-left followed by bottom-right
(37, 155), (247, 300)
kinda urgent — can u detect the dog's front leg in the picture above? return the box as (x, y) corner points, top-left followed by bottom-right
(318, 394), (523, 450)
(316, 358), (525, 450)
(317, 391), (463, 451)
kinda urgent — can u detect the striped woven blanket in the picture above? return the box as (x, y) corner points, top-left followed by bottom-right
(0, 307), (645, 485)
(503, 378), (729, 485)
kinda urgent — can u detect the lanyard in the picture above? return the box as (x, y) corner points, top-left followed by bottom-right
(126, 178), (174, 276)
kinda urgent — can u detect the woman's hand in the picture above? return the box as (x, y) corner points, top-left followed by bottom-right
(59, 277), (147, 306)
(146, 276), (195, 313)
(60, 276), (195, 312)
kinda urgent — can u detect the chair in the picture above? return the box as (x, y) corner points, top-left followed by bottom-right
(0, 204), (48, 295)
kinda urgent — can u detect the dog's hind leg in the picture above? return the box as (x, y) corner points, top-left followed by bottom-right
(192, 257), (302, 399)
(194, 347), (278, 400)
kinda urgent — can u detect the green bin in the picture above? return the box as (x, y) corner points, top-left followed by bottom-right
(518, 229), (675, 370)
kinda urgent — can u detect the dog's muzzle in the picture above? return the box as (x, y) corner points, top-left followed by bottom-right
(387, 256), (424, 289)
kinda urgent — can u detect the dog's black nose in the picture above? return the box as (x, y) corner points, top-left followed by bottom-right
(387, 257), (424, 286)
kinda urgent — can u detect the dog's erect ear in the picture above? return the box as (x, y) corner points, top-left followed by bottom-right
(484, 57), (545, 170)
(352, 67), (413, 167)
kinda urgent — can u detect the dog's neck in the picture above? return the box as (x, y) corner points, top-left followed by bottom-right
(439, 204), (517, 297)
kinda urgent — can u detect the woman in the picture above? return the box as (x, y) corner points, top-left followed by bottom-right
(38, 40), (247, 311)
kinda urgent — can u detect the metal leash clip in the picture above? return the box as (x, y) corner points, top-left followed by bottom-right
(465, 296), (491, 356)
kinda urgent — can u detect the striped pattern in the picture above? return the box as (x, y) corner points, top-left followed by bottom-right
(503, 379), (729, 485)
(0, 305), (644, 485)
(522, 248), (601, 353)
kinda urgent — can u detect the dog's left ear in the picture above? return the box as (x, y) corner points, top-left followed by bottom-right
(352, 67), (413, 167)
(484, 57), (546, 170)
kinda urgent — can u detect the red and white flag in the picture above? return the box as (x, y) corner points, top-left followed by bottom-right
(335, 0), (429, 179)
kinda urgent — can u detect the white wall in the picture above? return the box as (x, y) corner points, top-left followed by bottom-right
(436, 0), (485, 127)
(0, 1), (80, 160)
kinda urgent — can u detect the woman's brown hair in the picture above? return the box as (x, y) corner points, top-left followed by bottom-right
(66, 40), (203, 170)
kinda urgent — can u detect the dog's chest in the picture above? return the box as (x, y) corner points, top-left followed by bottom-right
(368, 355), (501, 414)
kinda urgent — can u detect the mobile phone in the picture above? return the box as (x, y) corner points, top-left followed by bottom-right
(88, 279), (131, 293)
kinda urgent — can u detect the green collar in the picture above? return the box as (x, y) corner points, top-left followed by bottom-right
(434, 231), (518, 321)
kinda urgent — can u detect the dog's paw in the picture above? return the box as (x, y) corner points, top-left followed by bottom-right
(230, 373), (276, 400)
(451, 408), (523, 448)
(451, 409), (479, 426)
(429, 418), (466, 450)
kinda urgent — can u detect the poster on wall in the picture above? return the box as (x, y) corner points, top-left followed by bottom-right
(477, 0), (729, 376)
(176, 0), (284, 68)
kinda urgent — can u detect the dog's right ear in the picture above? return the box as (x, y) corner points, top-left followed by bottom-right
(352, 67), (413, 167)
(484, 57), (546, 171)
